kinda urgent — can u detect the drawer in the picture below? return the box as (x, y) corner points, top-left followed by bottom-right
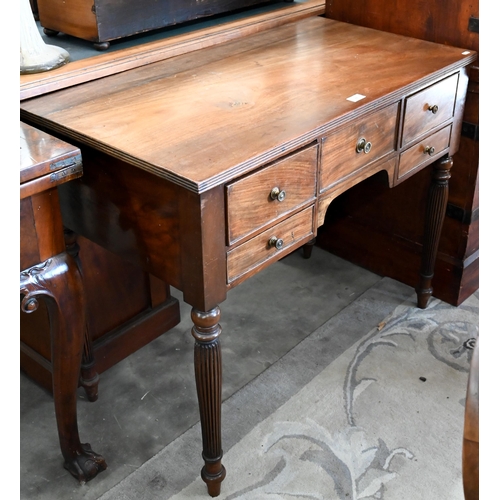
(227, 205), (314, 284)
(226, 145), (317, 245)
(401, 73), (458, 146)
(320, 103), (398, 193)
(398, 125), (451, 180)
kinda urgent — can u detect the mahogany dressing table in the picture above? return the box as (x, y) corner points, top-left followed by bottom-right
(20, 15), (476, 496)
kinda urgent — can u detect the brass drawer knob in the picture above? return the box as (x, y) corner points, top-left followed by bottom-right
(270, 186), (286, 202)
(356, 137), (372, 154)
(424, 145), (435, 156)
(268, 236), (284, 250)
(428, 104), (439, 114)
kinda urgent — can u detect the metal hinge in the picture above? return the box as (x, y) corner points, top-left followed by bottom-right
(50, 164), (82, 182)
(461, 122), (479, 141)
(468, 16), (479, 33)
(50, 153), (83, 171)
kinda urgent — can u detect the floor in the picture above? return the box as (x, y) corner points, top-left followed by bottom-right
(21, 246), (385, 500)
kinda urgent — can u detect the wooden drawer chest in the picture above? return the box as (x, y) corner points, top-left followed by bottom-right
(37, 0), (283, 49)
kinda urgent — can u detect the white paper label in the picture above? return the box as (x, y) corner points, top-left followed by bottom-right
(347, 94), (366, 102)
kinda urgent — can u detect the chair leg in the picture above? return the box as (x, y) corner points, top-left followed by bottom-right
(20, 253), (107, 483)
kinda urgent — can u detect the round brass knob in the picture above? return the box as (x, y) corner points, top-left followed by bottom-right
(270, 187), (286, 202)
(356, 137), (372, 154)
(424, 145), (435, 156)
(428, 104), (439, 114)
(268, 236), (284, 250)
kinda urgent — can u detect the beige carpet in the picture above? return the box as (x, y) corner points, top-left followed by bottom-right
(101, 279), (479, 500)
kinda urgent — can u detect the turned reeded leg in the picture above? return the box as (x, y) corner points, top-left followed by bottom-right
(191, 307), (226, 497)
(20, 253), (107, 483)
(65, 229), (100, 401)
(416, 155), (453, 309)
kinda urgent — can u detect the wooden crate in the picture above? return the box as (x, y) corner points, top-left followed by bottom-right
(37, 0), (282, 49)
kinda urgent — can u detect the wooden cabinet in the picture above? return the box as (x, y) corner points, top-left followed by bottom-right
(319, 0), (479, 306)
(37, 0), (282, 49)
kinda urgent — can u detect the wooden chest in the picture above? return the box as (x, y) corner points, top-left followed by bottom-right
(37, 0), (280, 49)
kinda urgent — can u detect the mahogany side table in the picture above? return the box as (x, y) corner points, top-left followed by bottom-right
(21, 17), (477, 496)
(20, 122), (107, 483)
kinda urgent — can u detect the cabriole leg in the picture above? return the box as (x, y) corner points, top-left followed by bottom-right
(191, 307), (226, 497)
(20, 253), (107, 483)
(416, 156), (453, 309)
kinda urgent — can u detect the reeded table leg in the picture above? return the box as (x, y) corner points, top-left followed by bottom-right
(191, 307), (226, 497)
(20, 253), (107, 483)
(416, 156), (453, 309)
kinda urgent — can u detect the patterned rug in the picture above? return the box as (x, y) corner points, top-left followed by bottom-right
(100, 279), (479, 500)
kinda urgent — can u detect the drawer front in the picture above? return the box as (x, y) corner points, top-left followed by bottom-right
(320, 103), (399, 192)
(401, 73), (458, 146)
(398, 125), (451, 179)
(226, 146), (317, 245)
(227, 206), (314, 284)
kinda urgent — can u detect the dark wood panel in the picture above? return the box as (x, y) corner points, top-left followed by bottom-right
(20, 197), (40, 270)
(325, 0), (479, 52)
(57, 146), (184, 288)
(316, 202), (479, 306)
(38, 0), (283, 43)
(94, 0), (278, 41)
(20, 234), (181, 394)
(77, 236), (152, 338)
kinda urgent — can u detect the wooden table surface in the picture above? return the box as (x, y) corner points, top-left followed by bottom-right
(20, 122), (83, 200)
(21, 17), (475, 193)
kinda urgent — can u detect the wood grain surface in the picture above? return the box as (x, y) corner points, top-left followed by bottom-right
(21, 17), (475, 194)
(20, 0), (326, 100)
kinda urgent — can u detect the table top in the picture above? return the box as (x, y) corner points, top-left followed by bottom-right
(21, 17), (475, 194)
(19, 0), (326, 100)
(20, 122), (83, 198)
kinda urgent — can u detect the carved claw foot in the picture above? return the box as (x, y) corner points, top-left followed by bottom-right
(63, 443), (107, 484)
